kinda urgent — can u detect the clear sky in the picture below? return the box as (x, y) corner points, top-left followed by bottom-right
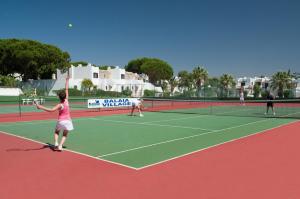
(1, 0), (300, 77)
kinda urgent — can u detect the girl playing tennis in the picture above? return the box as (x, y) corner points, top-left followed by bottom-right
(35, 76), (73, 151)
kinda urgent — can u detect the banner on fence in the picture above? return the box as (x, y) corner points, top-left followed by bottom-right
(87, 98), (137, 108)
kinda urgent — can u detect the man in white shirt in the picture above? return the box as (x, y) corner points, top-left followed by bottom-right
(130, 98), (144, 117)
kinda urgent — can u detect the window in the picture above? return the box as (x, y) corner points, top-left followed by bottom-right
(264, 83), (269, 89)
(93, 73), (98, 78)
(121, 74), (125, 79)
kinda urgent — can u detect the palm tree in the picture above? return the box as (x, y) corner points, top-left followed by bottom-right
(219, 74), (235, 97)
(207, 77), (220, 88)
(169, 76), (178, 96)
(271, 71), (292, 98)
(81, 78), (94, 95)
(192, 66), (208, 97)
(178, 70), (193, 93)
(161, 81), (169, 95)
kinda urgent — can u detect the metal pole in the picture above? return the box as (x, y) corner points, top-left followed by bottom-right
(18, 85), (21, 117)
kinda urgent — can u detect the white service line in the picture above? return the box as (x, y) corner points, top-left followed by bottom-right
(141, 106), (258, 124)
(88, 117), (214, 131)
(97, 117), (273, 158)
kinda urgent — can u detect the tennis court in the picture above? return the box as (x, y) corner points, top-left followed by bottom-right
(1, 99), (299, 169)
(1, 98), (300, 199)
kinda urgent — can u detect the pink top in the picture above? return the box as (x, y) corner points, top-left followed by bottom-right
(58, 100), (71, 121)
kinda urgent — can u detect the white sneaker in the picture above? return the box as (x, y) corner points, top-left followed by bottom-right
(140, 114), (144, 117)
(273, 112), (276, 115)
(57, 146), (63, 151)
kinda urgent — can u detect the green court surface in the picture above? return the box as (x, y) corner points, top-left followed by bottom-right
(0, 111), (297, 169)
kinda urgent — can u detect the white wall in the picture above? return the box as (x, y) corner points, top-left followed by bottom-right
(110, 67), (125, 79)
(0, 88), (23, 96)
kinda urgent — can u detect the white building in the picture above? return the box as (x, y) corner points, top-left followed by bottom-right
(236, 76), (300, 98)
(49, 63), (162, 96)
(236, 76), (270, 96)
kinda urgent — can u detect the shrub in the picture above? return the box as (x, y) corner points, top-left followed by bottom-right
(0, 75), (17, 87)
(143, 89), (155, 97)
(121, 88), (132, 97)
(283, 90), (294, 98)
(261, 90), (268, 98)
(253, 83), (261, 98)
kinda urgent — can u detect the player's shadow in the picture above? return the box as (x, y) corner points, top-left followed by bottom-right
(5, 143), (66, 152)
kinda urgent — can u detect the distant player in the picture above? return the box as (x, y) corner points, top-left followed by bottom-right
(265, 91), (275, 115)
(35, 76), (73, 151)
(240, 86), (245, 105)
(130, 98), (144, 117)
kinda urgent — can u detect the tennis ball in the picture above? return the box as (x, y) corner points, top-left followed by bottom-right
(68, 23), (73, 28)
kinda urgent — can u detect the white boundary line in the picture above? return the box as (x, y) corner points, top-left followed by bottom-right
(136, 119), (300, 170)
(97, 117), (273, 158)
(0, 114), (215, 131)
(1, 110), (299, 170)
(0, 130), (138, 170)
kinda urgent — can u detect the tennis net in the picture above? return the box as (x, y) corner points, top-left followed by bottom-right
(142, 98), (300, 119)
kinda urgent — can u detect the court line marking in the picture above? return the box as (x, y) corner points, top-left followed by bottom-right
(0, 104), (283, 127)
(0, 106), (259, 132)
(0, 103), (259, 124)
(0, 116), (214, 131)
(97, 117), (274, 158)
(0, 113), (221, 131)
(137, 119), (300, 170)
(0, 130), (138, 170)
(88, 118), (215, 131)
(97, 110), (300, 160)
(141, 106), (258, 124)
(1, 112), (299, 170)
(98, 111), (300, 168)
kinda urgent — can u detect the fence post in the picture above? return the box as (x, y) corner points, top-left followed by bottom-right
(18, 86), (21, 117)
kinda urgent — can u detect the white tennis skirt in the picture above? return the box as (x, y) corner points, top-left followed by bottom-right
(56, 120), (74, 131)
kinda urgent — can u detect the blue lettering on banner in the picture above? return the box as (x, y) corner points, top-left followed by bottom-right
(102, 98), (131, 107)
(88, 98), (136, 108)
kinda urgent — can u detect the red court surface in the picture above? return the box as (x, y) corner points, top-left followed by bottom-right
(1, 121), (300, 199)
